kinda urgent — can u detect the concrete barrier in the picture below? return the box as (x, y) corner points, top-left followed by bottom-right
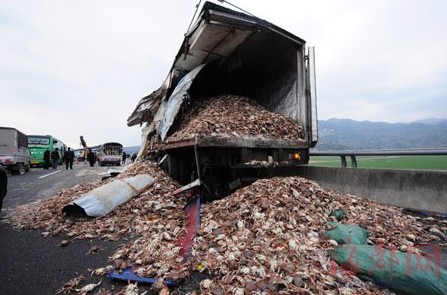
(297, 166), (447, 214)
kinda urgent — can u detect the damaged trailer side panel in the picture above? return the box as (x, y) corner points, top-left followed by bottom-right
(157, 64), (206, 141)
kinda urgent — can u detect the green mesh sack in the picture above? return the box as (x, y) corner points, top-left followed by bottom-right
(329, 209), (345, 221)
(330, 244), (447, 295)
(325, 222), (371, 245)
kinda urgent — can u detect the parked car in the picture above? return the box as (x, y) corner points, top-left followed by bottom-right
(0, 165), (7, 213)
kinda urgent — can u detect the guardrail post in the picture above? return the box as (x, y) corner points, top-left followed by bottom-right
(340, 156), (347, 167)
(350, 155), (358, 168)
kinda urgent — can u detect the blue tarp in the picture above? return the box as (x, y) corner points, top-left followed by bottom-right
(108, 268), (177, 287)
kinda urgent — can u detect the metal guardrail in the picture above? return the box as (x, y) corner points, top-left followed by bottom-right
(310, 148), (447, 168)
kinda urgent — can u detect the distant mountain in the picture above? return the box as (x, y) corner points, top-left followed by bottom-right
(412, 118), (447, 125)
(314, 118), (447, 151)
(123, 145), (140, 155)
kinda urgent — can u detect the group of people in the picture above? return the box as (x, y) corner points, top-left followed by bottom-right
(43, 148), (135, 169)
(121, 152), (137, 164)
(43, 147), (75, 170)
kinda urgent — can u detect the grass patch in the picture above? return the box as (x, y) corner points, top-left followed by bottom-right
(309, 155), (447, 171)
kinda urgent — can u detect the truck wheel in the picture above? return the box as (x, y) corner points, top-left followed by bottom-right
(11, 163), (25, 175)
(18, 163), (25, 175)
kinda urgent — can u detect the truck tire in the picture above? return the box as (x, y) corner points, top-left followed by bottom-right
(11, 163), (25, 175)
(18, 163), (25, 175)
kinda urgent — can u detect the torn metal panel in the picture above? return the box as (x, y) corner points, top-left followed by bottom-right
(157, 64), (206, 141)
(127, 82), (168, 127)
(62, 175), (154, 217)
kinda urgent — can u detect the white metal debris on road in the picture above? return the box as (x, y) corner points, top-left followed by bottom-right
(62, 174), (155, 217)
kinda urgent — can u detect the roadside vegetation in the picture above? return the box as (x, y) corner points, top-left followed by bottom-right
(309, 155), (447, 171)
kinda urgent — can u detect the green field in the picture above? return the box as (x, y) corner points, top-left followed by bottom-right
(309, 155), (447, 171)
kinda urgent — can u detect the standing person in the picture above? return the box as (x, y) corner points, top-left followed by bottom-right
(87, 149), (96, 167)
(43, 149), (50, 169)
(64, 147), (75, 170)
(51, 148), (60, 170)
(122, 152), (127, 164)
(131, 153), (137, 162)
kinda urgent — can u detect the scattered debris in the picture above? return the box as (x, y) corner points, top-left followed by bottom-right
(121, 282), (139, 295)
(9, 161), (447, 294)
(57, 274), (85, 294)
(165, 95), (305, 143)
(59, 239), (70, 247)
(150, 278), (168, 293)
(86, 244), (103, 255)
(10, 162), (182, 241)
(74, 280), (102, 294)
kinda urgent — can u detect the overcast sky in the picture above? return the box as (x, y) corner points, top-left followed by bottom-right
(1, 0), (446, 148)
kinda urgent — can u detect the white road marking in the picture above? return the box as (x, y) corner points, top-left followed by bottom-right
(38, 170), (62, 179)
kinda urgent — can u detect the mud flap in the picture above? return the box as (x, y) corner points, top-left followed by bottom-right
(179, 195), (201, 261)
(174, 179), (202, 261)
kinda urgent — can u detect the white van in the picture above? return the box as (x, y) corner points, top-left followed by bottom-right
(0, 127), (31, 174)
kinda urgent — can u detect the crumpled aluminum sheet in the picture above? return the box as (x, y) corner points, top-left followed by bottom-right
(63, 174), (155, 217)
(157, 64), (206, 141)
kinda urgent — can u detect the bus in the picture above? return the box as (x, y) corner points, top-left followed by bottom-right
(27, 135), (67, 167)
(97, 142), (123, 166)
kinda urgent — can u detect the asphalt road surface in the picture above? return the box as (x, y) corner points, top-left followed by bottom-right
(0, 162), (130, 295)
